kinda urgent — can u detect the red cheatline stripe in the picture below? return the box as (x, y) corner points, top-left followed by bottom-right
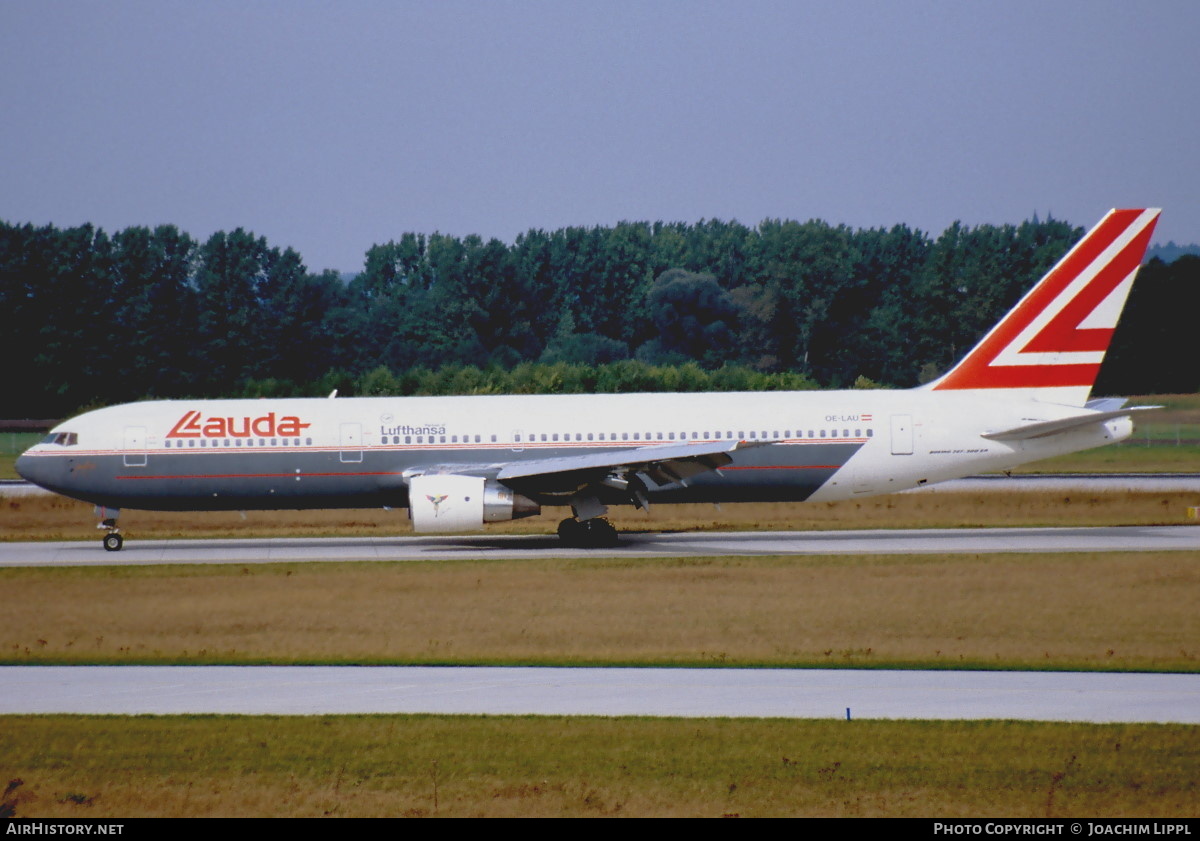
(116, 472), (406, 480)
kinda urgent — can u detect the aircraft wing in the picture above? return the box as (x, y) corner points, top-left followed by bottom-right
(981, 406), (1160, 442)
(493, 439), (771, 496)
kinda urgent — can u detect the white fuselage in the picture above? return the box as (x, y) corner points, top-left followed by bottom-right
(16, 389), (1131, 514)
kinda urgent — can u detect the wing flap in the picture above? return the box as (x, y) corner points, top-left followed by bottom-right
(494, 439), (768, 495)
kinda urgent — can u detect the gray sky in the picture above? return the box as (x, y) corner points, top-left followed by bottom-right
(2, 0), (1197, 273)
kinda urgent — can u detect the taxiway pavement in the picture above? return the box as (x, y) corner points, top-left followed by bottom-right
(2, 666), (1197, 722)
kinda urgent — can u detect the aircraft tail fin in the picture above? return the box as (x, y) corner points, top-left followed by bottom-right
(928, 208), (1160, 405)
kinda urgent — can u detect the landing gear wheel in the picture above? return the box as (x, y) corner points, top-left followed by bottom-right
(557, 517), (618, 548)
(557, 517), (587, 547)
(583, 518), (619, 548)
(103, 532), (124, 552)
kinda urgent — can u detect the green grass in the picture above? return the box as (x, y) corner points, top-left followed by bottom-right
(1012, 443), (1200, 473)
(2, 715), (1194, 817)
(0, 432), (39, 479)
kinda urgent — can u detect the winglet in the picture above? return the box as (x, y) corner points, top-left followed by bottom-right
(929, 208), (1161, 405)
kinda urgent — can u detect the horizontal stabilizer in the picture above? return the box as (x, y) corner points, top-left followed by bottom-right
(981, 406), (1160, 442)
(1084, 397), (1128, 412)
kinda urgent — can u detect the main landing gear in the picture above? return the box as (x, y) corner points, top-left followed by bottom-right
(557, 517), (619, 548)
(96, 506), (123, 551)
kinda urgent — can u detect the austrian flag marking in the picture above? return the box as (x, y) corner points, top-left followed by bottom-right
(167, 410), (311, 439)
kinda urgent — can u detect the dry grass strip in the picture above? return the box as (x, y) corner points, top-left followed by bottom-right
(2, 551), (1196, 671)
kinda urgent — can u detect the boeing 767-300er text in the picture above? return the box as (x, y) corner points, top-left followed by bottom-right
(17, 208), (1161, 550)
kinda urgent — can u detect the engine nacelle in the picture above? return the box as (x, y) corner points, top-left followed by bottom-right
(408, 474), (540, 533)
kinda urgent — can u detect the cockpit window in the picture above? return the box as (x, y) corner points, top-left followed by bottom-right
(41, 432), (78, 446)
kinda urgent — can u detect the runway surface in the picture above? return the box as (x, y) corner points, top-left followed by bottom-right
(2, 666), (1196, 722)
(5, 486), (1196, 725)
(2, 524), (1199, 566)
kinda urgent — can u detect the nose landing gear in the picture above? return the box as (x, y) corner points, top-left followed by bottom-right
(96, 506), (123, 551)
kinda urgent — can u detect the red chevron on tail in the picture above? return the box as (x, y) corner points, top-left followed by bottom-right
(930, 208), (1160, 401)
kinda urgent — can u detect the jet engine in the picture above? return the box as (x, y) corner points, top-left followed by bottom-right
(408, 474), (540, 533)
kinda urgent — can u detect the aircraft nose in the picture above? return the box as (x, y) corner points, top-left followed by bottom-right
(15, 450), (50, 488)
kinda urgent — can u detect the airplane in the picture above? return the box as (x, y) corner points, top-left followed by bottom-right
(16, 208), (1161, 552)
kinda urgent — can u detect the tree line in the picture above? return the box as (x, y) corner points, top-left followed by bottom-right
(1, 216), (1195, 417)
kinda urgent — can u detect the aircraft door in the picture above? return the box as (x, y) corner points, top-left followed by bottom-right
(123, 427), (148, 467)
(340, 423), (363, 463)
(890, 415), (914, 456)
